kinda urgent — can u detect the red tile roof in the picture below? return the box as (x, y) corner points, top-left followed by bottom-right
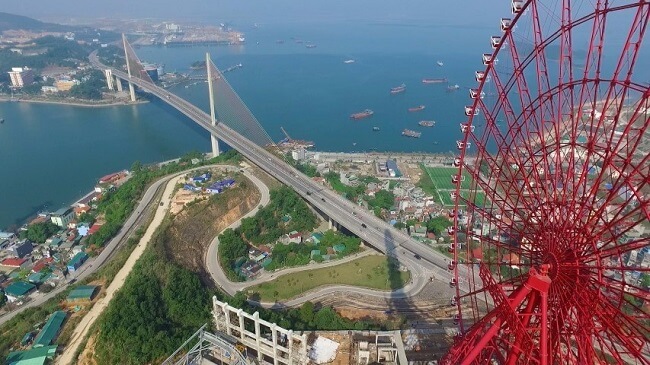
(1, 258), (28, 267)
(32, 257), (54, 273)
(88, 224), (103, 235)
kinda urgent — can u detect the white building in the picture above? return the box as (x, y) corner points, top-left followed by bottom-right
(51, 207), (75, 227)
(8, 67), (34, 88)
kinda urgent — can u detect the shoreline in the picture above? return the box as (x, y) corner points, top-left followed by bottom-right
(0, 96), (148, 108)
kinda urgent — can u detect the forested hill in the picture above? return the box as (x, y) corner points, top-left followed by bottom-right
(0, 12), (72, 32)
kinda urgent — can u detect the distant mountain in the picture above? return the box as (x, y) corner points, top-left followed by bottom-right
(0, 12), (73, 32)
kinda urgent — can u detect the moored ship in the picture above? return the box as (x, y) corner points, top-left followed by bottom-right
(402, 129), (422, 138)
(408, 105), (425, 112)
(422, 78), (448, 84)
(390, 83), (406, 94)
(419, 120), (435, 127)
(350, 109), (374, 120)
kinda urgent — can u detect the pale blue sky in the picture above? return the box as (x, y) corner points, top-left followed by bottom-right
(4, 0), (507, 27)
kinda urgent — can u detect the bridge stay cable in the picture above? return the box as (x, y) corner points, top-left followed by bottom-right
(206, 54), (276, 149)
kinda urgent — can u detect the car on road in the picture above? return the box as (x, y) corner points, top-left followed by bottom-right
(160, 201), (164, 206)
(414, 254), (421, 260)
(361, 223), (367, 228)
(306, 191), (312, 195)
(68, 279), (77, 285)
(321, 198), (326, 202)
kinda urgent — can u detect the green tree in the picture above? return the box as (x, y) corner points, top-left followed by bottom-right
(426, 216), (452, 235)
(299, 301), (315, 324)
(20, 222), (59, 243)
(0, 292), (6, 308)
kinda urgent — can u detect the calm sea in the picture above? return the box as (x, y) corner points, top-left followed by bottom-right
(0, 21), (491, 228)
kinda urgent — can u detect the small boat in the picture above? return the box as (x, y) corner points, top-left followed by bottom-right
(373, 126), (380, 131)
(402, 129), (422, 138)
(350, 109), (374, 120)
(437, 60), (444, 67)
(419, 120), (435, 127)
(433, 141), (439, 145)
(408, 105), (425, 112)
(276, 40), (285, 44)
(0, 118), (4, 124)
(305, 43), (317, 48)
(447, 84), (460, 92)
(344, 59), (355, 64)
(352, 142), (357, 146)
(422, 78), (448, 84)
(390, 83), (406, 94)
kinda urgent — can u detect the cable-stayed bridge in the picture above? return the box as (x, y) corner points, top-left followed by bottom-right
(92, 35), (462, 296)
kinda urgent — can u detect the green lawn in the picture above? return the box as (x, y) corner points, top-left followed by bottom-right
(246, 255), (411, 301)
(421, 166), (490, 207)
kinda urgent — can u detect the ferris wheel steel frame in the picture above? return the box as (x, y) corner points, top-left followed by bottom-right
(442, 1), (649, 364)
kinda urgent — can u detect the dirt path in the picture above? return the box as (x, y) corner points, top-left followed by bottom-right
(56, 174), (183, 365)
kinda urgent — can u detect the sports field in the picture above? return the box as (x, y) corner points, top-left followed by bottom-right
(422, 165), (487, 206)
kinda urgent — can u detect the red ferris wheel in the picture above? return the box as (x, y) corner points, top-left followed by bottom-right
(443, 1), (649, 364)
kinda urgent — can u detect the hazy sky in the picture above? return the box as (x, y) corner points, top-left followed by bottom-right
(4, 0), (506, 27)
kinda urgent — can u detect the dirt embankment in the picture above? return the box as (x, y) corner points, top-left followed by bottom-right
(163, 178), (261, 285)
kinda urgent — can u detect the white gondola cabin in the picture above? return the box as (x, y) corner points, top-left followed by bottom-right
(512, 1), (525, 14)
(464, 106), (479, 116)
(447, 226), (456, 236)
(482, 53), (493, 65)
(475, 71), (486, 82)
(449, 209), (456, 218)
(450, 297), (457, 306)
(491, 36), (502, 49)
(448, 260), (456, 270)
(450, 191), (458, 200)
(501, 18), (512, 31)
(453, 314), (460, 325)
(453, 158), (461, 167)
(456, 140), (471, 150)
(460, 123), (476, 133)
(449, 278), (457, 288)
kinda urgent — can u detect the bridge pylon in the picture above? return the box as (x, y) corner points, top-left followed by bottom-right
(122, 34), (137, 102)
(206, 53), (220, 157)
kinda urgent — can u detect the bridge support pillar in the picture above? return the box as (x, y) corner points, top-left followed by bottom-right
(115, 76), (123, 92)
(128, 82), (136, 102)
(104, 69), (114, 90)
(329, 218), (338, 231)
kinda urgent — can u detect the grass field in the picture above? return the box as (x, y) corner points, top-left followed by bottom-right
(422, 165), (489, 206)
(246, 255), (411, 301)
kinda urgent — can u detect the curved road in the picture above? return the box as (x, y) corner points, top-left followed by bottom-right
(205, 170), (433, 307)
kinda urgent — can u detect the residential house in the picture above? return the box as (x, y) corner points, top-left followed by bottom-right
(6, 345), (58, 365)
(287, 231), (302, 244)
(8, 240), (33, 258)
(0, 231), (16, 240)
(67, 252), (88, 272)
(310, 232), (323, 245)
(51, 207), (74, 227)
(191, 172), (211, 183)
(33, 311), (67, 348)
(1, 257), (29, 270)
(4, 281), (36, 302)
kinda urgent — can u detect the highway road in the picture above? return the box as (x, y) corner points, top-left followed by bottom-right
(90, 52), (464, 295)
